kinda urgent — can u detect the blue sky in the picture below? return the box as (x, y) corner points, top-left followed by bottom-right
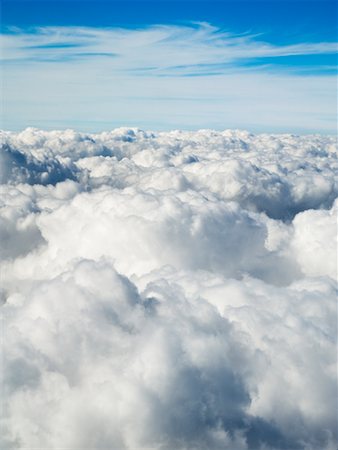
(1, 0), (337, 133)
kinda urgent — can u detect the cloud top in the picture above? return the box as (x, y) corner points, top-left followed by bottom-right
(1, 128), (337, 449)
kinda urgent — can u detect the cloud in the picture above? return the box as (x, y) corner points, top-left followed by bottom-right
(1, 128), (337, 449)
(3, 23), (337, 68)
(1, 23), (337, 132)
(291, 200), (338, 279)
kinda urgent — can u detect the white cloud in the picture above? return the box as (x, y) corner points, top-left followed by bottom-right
(0, 128), (337, 449)
(3, 23), (337, 66)
(1, 23), (337, 132)
(291, 200), (338, 279)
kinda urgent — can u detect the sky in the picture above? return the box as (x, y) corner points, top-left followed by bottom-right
(1, 0), (337, 133)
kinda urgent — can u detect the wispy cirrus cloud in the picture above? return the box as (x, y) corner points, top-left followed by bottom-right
(3, 23), (337, 70)
(1, 23), (337, 132)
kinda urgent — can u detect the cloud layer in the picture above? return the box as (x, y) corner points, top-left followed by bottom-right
(1, 127), (337, 449)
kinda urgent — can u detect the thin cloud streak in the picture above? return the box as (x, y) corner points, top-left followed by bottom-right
(3, 23), (337, 68)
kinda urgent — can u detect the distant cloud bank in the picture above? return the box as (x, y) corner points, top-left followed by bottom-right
(1, 127), (337, 449)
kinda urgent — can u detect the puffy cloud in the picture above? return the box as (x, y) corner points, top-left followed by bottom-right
(0, 128), (337, 449)
(291, 199), (337, 279)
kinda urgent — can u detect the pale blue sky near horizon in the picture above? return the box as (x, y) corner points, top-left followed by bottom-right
(1, 0), (337, 134)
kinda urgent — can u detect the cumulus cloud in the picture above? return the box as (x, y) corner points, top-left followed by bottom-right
(0, 128), (337, 449)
